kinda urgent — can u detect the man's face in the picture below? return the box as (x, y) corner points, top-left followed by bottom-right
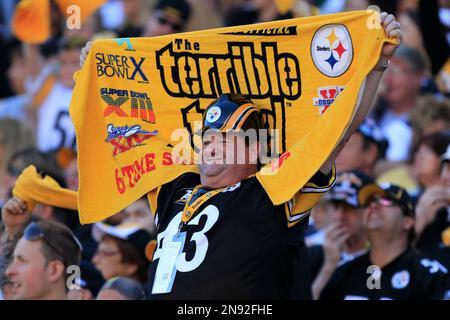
(363, 196), (413, 239)
(5, 239), (57, 300)
(382, 57), (422, 109)
(59, 48), (81, 88)
(143, 9), (184, 37)
(330, 201), (365, 237)
(441, 161), (450, 188)
(198, 132), (255, 179)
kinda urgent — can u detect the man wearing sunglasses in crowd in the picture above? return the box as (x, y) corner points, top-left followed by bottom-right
(319, 183), (450, 300)
(142, 0), (191, 37)
(2, 217), (81, 300)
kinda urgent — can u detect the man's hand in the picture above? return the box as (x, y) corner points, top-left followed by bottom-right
(79, 41), (93, 68)
(322, 222), (349, 267)
(1, 197), (31, 236)
(380, 12), (403, 59)
(415, 186), (450, 237)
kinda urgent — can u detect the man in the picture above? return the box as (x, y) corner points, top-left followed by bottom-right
(36, 36), (87, 153)
(373, 44), (426, 162)
(309, 170), (371, 299)
(414, 141), (450, 267)
(142, 0), (191, 37)
(4, 220), (82, 300)
(336, 118), (388, 177)
(79, 12), (401, 299)
(320, 183), (450, 300)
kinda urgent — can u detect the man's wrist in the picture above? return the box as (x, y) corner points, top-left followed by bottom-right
(373, 56), (390, 72)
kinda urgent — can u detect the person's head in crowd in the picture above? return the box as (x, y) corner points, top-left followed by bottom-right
(344, 0), (370, 11)
(119, 0), (150, 35)
(336, 118), (388, 176)
(359, 183), (416, 246)
(6, 42), (27, 95)
(410, 96), (450, 154)
(122, 197), (156, 236)
(92, 222), (153, 284)
(67, 260), (105, 300)
(5, 220), (82, 300)
(96, 276), (145, 300)
(412, 130), (450, 189)
(1, 280), (15, 300)
(225, 0), (293, 26)
(441, 144), (450, 188)
(63, 13), (100, 40)
(142, 0), (192, 37)
(382, 44), (426, 114)
(97, 277), (145, 300)
(322, 170), (372, 250)
(63, 156), (79, 191)
(398, 9), (426, 56)
(58, 36), (87, 88)
(0, 119), (34, 204)
(5, 147), (78, 228)
(54, 148), (79, 192)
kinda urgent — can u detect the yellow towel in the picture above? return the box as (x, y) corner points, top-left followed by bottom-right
(11, 0), (50, 44)
(70, 10), (395, 224)
(11, 0), (105, 44)
(12, 165), (78, 211)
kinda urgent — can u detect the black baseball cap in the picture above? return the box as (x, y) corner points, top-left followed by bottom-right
(358, 182), (415, 216)
(357, 117), (388, 157)
(323, 170), (374, 208)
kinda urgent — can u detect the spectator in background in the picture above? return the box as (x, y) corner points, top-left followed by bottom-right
(336, 118), (388, 177)
(320, 183), (450, 300)
(372, 44), (426, 162)
(96, 276), (145, 300)
(225, 0), (294, 26)
(0, 119), (34, 208)
(3, 148), (78, 230)
(67, 260), (105, 300)
(3, 220), (82, 300)
(114, 0), (149, 38)
(0, 42), (31, 121)
(412, 131), (450, 192)
(92, 222), (153, 284)
(310, 170), (371, 299)
(410, 96), (450, 154)
(376, 99), (450, 195)
(414, 134), (450, 263)
(142, 0), (192, 37)
(122, 197), (157, 237)
(34, 36), (86, 153)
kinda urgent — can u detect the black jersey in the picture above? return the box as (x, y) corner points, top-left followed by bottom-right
(319, 247), (450, 300)
(147, 169), (335, 299)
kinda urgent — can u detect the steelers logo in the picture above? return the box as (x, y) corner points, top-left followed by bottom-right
(206, 106), (221, 123)
(311, 24), (353, 78)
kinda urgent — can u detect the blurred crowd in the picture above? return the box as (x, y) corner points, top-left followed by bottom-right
(0, 0), (450, 300)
